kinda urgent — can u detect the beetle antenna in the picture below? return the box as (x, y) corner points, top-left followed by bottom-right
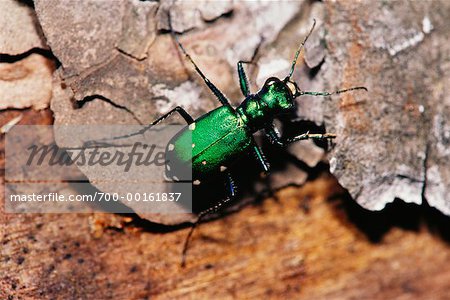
(296, 86), (368, 97)
(288, 19), (316, 80)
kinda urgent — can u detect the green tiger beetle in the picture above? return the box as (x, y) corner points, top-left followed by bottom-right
(159, 19), (367, 266)
(94, 19), (366, 266)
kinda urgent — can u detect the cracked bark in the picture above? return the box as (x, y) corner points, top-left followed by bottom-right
(2, 1), (450, 299)
(321, 0), (450, 215)
(0, 0), (54, 110)
(28, 0), (450, 222)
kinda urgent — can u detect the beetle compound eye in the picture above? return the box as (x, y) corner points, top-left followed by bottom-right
(285, 80), (298, 97)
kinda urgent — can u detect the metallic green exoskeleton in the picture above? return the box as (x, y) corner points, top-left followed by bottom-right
(157, 20), (367, 266)
(165, 78), (297, 184)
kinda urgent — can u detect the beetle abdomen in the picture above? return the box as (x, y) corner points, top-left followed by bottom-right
(165, 105), (252, 184)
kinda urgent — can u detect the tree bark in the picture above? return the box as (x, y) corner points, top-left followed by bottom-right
(1, 0), (450, 299)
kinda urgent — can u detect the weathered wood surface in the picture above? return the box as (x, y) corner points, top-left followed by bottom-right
(2, 0), (450, 298)
(1, 109), (450, 299)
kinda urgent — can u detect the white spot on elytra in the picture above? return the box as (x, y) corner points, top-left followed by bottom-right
(168, 144), (174, 151)
(419, 105), (425, 113)
(167, 165), (171, 171)
(192, 143), (195, 148)
(193, 180), (201, 185)
(202, 160), (207, 165)
(172, 176), (179, 181)
(220, 166), (227, 172)
(189, 123), (196, 130)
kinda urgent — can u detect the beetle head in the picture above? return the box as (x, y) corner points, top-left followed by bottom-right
(257, 76), (299, 114)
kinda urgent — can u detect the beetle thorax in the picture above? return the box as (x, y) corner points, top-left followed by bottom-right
(237, 80), (295, 132)
(236, 96), (267, 131)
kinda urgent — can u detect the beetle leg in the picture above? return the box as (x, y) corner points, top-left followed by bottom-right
(151, 105), (194, 125)
(237, 38), (263, 97)
(252, 143), (270, 175)
(285, 132), (337, 143)
(265, 123), (287, 147)
(181, 173), (237, 267)
(176, 38), (231, 106)
(168, 15), (231, 107)
(237, 61), (251, 97)
(265, 123), (335, 147)
(82, 106), (194, 148)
